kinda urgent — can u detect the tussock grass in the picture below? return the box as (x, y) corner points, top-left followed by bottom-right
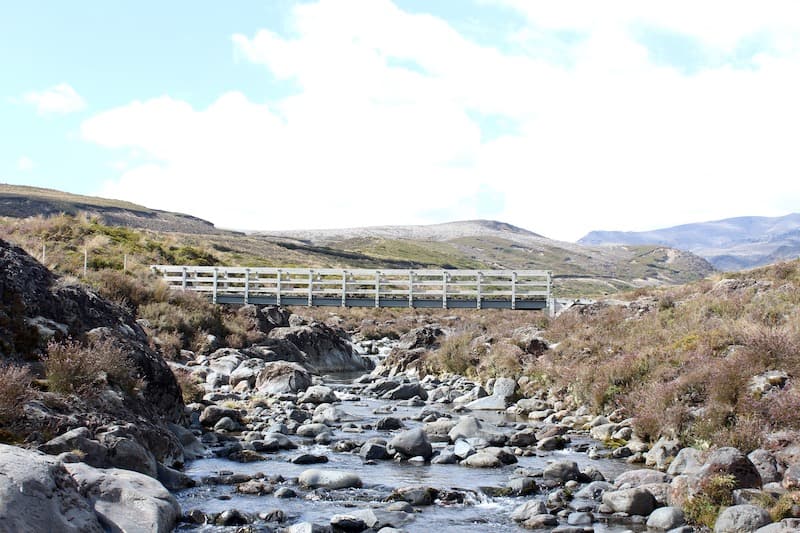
(0, 363), (33, 425)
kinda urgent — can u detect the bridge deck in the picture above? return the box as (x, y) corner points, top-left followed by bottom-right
(152, 266), (552, 311)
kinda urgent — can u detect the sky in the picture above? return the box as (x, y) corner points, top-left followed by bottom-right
(2, 0), (800, 242)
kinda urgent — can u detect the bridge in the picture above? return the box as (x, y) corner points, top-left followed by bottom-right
(152, 266), (552, 311)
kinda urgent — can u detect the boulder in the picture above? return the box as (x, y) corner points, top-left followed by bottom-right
(748, 449), (781, 485)
(614, 468), (670, 488)
(396, 326), (444, 350)
(388, 428), (433, 460)
(543, 460), (580, 483)
(602, 487), (657, 515)
(646, 506), (686, 530)
(448, 415), (507, 446)
(65, 462), (181, 533)
(38, 427), (109, 468)
(268, 322), (374, 373)
(255, 361), (312, 394)
(199, 405), (241, 428)
(462, 452), (502, 468)
(756, 518), (800, 532)
(299, 385), (337, 404)
(0, 444), (102, 533)
(668, 447), (704, 476)
(645, 437), (681, 470)
(700, 447), (762, 489)
(714, 504), (771, 533)
(382, 382), (428, 401)
(298, 469), (363, 489)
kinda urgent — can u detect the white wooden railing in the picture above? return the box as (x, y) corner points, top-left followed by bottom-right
(151, 266), (552, 311)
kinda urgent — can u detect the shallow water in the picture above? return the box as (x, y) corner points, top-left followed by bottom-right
(174, 373), (645, 532)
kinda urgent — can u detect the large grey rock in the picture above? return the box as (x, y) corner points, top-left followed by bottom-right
(543, 460), (580, 482)
(614, 468), (670, 488)
(462, 452), (502, 468)
(668, 447), (704, 476)
(602, 487), (657, 515)
(645, 437), (681, 470)
(229, 358), (265, 389)
(714, 504), (771, 533)
(255, 361), (312, 394)
(38, 427), (109, 468)
(167, 422), (206, 460)
(298, 469), (363, 489)
(647, 506), (686, 530)
(382, 382), (428, 401)
(199, 405), (241, 428)
(423, 418), (458, 442)
(748, 449), (781, 485)
(396, 326), (444, 350)
(105, 437), (158, 477)
(511, 500), (548, 522)
(65, 462), (181, 533)
(701, 447), (762, 489)
(299, 385), (337, 404)
(269, 322), (374, 372)
(0, 444), (103, 533)
(448, 415), (507, 446)
(388, 428), (433, 460)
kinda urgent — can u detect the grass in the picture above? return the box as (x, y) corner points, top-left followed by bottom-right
(683, 474), (737, 528)
(0, 363), (33, 425)
(45, 338), (139, 396)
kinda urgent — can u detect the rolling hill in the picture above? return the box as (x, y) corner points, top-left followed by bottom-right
(0, 184), (715, 297)
(579, 213), (800, 270)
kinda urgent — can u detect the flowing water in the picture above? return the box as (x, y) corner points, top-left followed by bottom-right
(174, 372), (645, 532)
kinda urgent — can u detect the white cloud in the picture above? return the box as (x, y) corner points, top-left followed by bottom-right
(87, 0), (800, 241)
(23, 83), (86, 115)
(17, 156), (35, 171)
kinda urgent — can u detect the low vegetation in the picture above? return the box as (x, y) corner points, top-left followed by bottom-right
(45, 338), (138, 396)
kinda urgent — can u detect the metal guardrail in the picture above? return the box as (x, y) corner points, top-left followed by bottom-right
(151, 266), (552, 311)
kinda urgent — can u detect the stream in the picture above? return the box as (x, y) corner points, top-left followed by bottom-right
(173, 359), (646, 533)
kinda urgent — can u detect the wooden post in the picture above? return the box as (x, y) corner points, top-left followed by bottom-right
(511, 271), (517, 310)
(276, 270), (282, 306)
(476, 272), (482, 310)
(123, 254), (128, 272)
(83, 248), (88, 277)
(244, 268), (250, 305)
(341, 270), (347, 307)
(182, 267), (188, 290)
(408, 271), (414, 308)
(42, 243), (46, 263)
(375, 271), (380, 308)
(442, 271), (448, 309)
(212, 268), (218, 305)
(308, 270), (313, 306)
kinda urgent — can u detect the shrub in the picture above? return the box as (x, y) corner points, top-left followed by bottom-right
(427, 333), (477, 377)
(45, 339), (137, 396)
(683, 474), (737, 528)
(173, 367), (204, 404)
(0, 363), (33, 424)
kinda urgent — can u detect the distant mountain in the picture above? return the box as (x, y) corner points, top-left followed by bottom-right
(579, 213), (800, 270)
(0, 184), (222, 234)
(260, 219), (715, 296)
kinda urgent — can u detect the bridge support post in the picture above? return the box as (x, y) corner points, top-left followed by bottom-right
(375, 271), (380, 308)
(408, 271), (414, 308)
(308, 270), (313, 306)
(244, 268), (250, 305)
(511, 271), (516, 311)
(276, 269), (282, 306)
(442, 271), (448, 309)
(181, 267), (187, 290)
(212, 268), (218, 305)
(476, 272), (482, 310)
(341, 270), (347, 307)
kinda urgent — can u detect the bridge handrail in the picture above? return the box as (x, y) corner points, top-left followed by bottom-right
(151, 265), (552, 311)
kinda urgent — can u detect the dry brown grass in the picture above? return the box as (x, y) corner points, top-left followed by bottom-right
(45, 338), (137, 396)
(0, 363), (33, 424)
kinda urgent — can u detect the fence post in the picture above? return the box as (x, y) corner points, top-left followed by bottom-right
(276, 269), (282, 306)
(123, 254), (128, 273)
(212, 268), (218, 305)
(511, 271), (517, 310)
(408, 271), (414, 308)
(308, 270), (314, 307)
(42, 243), (46, 263)
(83, 248), (88, 277)
(341, 270), (347, 307)
(244, 268), (250, 305)
(442, 271), (447, 309)
(182, 267), (188, 290)
(375, 271), (380, 308)
(476, 272), (482, 310)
